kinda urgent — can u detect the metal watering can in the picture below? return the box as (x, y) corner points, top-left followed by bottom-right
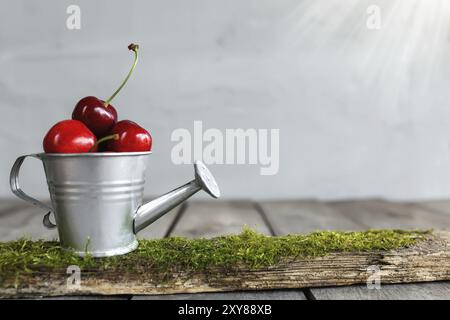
(9, 152), (220, 257)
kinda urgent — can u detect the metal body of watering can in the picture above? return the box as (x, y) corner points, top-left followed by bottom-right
(9, 152), (220, 257)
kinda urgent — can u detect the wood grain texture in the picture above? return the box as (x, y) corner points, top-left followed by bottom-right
(2, 200), (450, 299)
(338, 200), (450, 229)
(152, 201), (304, 300)
(311, 282), (450, 300)
(415, 200), (450, 216)
(259, 200), (362, 234)
(0, 200), (28, 217)
(171, 201), (271, 238)
(132, 290), (306, 300)
(0, 206), (58, 241)
(259, 200), (450, 300)
(260, 199), (450, 233)
(1, 230), (448, 298)
(41, 295), (130, 300)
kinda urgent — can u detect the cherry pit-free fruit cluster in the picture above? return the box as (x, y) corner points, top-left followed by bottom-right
(43, 44), (152, 154)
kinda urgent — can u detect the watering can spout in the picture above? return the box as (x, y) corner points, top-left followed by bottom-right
(133, 161), (220, 233)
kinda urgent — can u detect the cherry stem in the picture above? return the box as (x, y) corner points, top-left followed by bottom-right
(89, 134), (119, 152)
(104, 43), (139, 107)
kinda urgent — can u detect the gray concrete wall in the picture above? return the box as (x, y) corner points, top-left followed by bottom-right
(1, 0), (450, 200)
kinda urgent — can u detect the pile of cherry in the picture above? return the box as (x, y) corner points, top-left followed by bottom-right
(43, 44), (152, 154)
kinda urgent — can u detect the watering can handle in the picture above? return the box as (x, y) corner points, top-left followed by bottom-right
(9, 155), (57, 229)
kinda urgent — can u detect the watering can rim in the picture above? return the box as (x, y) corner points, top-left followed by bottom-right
(34, 151), (152, 158)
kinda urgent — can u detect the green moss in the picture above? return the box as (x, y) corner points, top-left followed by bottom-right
(0, 228), (429, 285)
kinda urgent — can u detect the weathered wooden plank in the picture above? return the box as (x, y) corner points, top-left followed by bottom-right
(259, 200), (450, 300)
(3, 199), (449, 299)
(329, 200), (450, 229)
(41, 295), (130, 300)
(149, 200), (305, 300)
(261, 199), (450, 233)
(170, 201), (271, 238)
(416, 200), (450, 216)
(311, 282), (450, 300)
(259, 200), (362, 235)
(316, 200), (450, 300)
(0, 206), (58, 241)
(0, 200), (28, 217)
(1, 230), (448, 298)
(259, 199), (362, 300)
(132, 290), (306, 300)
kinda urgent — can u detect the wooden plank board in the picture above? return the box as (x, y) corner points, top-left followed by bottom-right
(138, 200), (305, 300)
(2, 199), (450, 299)
(330, 200), (450, 229)
(132, 290), (305, 300)
(170, 201), (272, 238)
(320, 200), (450, 299)
(415, 200), (450, 216)
(311, 282), (450, 300)
(0, 200), (28, 217)
(259, 200), (450, 300)
(258, 200), (362, 235)
(259, 199), (364, 300)
(313, 200), (450, 300)
(41, 295), (130, 300)
(0, 206), (58, 241)
(1, 230), (449, 298)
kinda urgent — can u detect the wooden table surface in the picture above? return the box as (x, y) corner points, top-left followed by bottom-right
(1, 198), (450, 300)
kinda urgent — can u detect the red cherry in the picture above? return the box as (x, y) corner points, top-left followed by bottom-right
(72, 44), (140, 137)
(43, 120), (97, 153)
(103, 120), (152, 152)
(72, 96), (117, 137)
